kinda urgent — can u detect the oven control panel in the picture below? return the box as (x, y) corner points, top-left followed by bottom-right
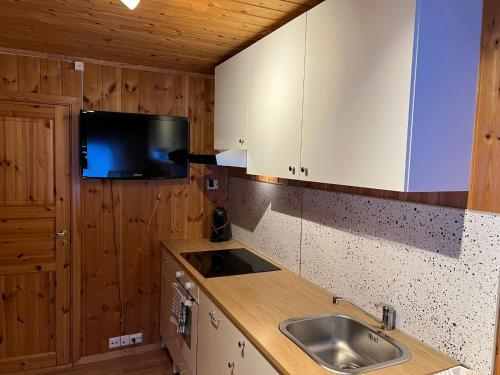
(175, 265), (199, 303)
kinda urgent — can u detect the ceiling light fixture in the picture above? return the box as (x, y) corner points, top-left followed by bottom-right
(120, 0), (140, 10)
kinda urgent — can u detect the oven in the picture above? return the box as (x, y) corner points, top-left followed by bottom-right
(170, 269), (199, 375)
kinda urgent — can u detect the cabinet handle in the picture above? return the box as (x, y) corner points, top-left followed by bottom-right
(228, 362), (236, 369)
(173, 364), (187, 374)
(209, 311), (220, 324)
(238, 340), (246, 349)
(238, 138), (245, 145)
(301, 167), (308, 175)
(288, 166), (296, 175)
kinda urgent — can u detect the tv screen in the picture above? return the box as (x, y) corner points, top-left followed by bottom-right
(80, 110), (189, 179)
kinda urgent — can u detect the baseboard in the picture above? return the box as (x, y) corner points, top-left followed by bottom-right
(17, 362), (71, 375)
(75, 343), (162, 366)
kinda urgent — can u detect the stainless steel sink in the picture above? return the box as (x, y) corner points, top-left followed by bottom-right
(279, 314), (411, 374)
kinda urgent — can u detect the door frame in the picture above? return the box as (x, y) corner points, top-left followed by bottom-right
(0, 91), (83, 364)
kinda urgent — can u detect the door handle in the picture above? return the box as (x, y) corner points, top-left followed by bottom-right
(49, 230), (67, 238)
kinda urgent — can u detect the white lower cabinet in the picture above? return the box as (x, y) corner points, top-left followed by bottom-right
(161, 250), (278, 375)
(197, 290), (278, 375)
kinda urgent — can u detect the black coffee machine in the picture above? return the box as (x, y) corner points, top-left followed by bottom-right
(210, 207), (231, 242)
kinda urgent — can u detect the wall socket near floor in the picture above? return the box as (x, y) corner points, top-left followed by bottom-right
(108, 333), (142, 349)
(108, 336), (121, 349)
(120, 335), (130, 346)
(130, 332), (143, 345)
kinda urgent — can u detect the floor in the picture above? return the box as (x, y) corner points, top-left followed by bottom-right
(37, 350), (173, 375)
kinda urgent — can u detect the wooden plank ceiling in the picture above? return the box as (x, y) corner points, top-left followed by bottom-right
(0, 0), (322, 74)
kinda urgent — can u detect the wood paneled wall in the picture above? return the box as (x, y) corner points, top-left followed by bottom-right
(0, 53), (228, 359)
(469, 0), (500, 214)
(79, 64), (227, 357)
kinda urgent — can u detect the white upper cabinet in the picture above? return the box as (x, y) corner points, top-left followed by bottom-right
(246, 14), (306, 179)
(301, 0), (483, 191)
(215, 49), (249, 150)
(214, 0), (482, 191)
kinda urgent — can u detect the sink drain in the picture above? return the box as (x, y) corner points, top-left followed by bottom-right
(339, 363), (362, 370)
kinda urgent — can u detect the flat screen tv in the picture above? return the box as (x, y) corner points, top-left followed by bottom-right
(80, 110), (189, 179)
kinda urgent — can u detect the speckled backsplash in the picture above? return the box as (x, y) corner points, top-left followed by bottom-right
(229, 177), (500, 375)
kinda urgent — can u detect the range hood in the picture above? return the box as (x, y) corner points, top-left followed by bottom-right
(188, 149), (246, 168)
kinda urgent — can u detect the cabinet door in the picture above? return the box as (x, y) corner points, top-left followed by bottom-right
(215, 49), (249, 150)
(236, 338), (278, 375)
(197, 291), (278, 375)
(301, 0), (416, 191)
(246, 14), (306, 179)
(197, 292), (233, 375)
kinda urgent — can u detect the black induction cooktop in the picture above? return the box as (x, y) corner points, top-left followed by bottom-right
(181, 248), (280, 278)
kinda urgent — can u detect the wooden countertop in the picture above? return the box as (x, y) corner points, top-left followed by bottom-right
(162, 239), (458, 375)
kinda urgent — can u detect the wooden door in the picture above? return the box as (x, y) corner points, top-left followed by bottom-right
(246, 14), (306, 180)
(0, 101), (71, 372)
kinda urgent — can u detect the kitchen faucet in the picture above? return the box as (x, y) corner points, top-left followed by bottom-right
(332, 296), (396, 331)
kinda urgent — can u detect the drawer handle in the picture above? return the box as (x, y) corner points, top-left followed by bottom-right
(209, 311), (220, 325)
(174, 364), (187, 374)
(228, 362), (236, 369)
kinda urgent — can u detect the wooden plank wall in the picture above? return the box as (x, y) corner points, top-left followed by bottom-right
(0, 53), (228, 358)
(469, 0), (500, 214)
(79, 67), (227, 356)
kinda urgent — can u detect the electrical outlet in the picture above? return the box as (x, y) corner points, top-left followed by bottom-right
(109, 336), (121, 349)
(120, 335), (130, 346)
(206, 179), (219, 190)
(130, 332), (142, 345)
